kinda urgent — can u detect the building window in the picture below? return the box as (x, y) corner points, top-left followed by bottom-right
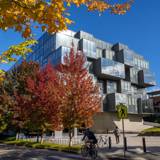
(96, 48), (102, 58)
(87, 61), (94, 74)
(98, 79), (106, 94)
(80, 39), (96, 58)
(107, 80), (117, 94)
(105, 50), (115, 60)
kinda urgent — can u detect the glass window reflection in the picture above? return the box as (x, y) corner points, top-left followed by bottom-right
(101, 58), (125, 79)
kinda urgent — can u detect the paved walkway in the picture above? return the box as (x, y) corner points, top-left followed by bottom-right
(0, 143), (160, 160)
(0, 144), (83, 160)
(0, 134), (160, 160)
(98, 134), (160, 160)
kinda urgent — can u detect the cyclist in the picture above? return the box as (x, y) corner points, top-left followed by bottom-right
(81, 128), (98, 159)
(82, 128), (98, 145)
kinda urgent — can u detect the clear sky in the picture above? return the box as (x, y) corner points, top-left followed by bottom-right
(0, 0), (160, 89)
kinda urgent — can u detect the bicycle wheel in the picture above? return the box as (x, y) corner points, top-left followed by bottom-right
(90, 147), (98, 160)
(81, 145), (88, 157)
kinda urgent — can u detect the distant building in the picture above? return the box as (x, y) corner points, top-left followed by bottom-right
(11, 30), (157, 132)
(148, 90), (160, 114)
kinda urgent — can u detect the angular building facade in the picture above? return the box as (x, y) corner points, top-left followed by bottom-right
(12, 30), (156, 133)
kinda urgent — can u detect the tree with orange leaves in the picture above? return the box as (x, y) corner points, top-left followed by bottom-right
(13, 63), (62, 143)
(56, 48), (101, 146)
(0, 0), (133, 38)
(0, 0), (133, 84)
(26, 64), (62, 142)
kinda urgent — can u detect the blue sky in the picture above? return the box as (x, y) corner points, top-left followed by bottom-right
(0, 0), (160, 88)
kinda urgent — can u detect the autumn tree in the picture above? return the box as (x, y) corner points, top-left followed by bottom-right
(22, 64), (61, 143)
(0, 0), (133, 37)
(0, 61), (40, 136)
(56, 48), (101, 147)
(0, 90), (13, 133)
(0, 40), (37, 84)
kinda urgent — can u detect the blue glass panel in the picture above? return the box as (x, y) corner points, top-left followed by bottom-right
(115, 93), (128, 105)
(123, 49), (134, 66)
(130, 68), (139, 84)
(143, 69), (156, 85)
(101, 58), (125, 78)
(82, 39), (97, 58)
(107, 80), (117, 93)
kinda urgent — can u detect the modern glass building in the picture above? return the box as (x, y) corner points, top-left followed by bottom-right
(12, 30), (156, 132)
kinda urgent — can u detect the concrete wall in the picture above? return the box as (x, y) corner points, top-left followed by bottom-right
(92, 112), (152, 133)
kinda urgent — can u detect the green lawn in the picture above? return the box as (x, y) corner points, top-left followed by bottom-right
(0, 138), (81, 153)
(139, 127), (160, 136)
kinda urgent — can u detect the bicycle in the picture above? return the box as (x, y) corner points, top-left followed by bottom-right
(98, 135), (108, 148)
(81, 140), (98, 160)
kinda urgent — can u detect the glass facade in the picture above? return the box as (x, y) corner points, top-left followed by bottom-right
(121, 80), (131, 93)
(143, 69), (156, 86)
(100, 58), (125, 79)
(56, 33), (79, 49)
(115, 93), (128, 106)
(127, 95), (138, 114)
(79, 39), (97, 58)
(130, 68), (139, 84)
(104, 49), (115, 60)
(123, 49), (134, 66)
(48, 46), (71, 66)
(97, 79), (106, 94)
(11, 30), (156, 115)
(107, 80), (117, 94)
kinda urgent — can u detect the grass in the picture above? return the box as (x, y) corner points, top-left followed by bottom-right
(0, 138), (81, 153)
(139, 127), (160, 136)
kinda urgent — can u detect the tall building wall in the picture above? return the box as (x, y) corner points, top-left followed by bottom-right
(11, 30), (156, 132)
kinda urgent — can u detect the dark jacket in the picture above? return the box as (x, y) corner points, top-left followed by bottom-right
(82, 130), (97, 144)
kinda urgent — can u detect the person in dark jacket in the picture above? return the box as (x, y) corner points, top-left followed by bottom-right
(82, 128), (97, 144)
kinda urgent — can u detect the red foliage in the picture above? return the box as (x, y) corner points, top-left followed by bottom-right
(26, 64), (62, 131)
(13, 48), (101, 135)
(56, 48), (101, 130)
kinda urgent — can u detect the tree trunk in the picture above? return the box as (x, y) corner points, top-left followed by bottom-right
(16, 132), (20, 140)
(40, 133), (44, 144)
(36, 132), (39, 143)
(68, 129), (73, 148)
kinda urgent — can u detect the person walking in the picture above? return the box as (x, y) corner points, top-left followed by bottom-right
(113, 126), (120, 144)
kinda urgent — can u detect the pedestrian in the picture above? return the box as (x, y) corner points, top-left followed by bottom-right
(113, 126), (120, 144)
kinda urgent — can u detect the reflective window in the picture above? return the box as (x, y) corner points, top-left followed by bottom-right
(131, 86), (137, 93)
(80, 39), (96, 58)
(101, 58), (125, 79)
(133, 57), (149, 69)
(105, 50), (115, 60)
(143, 69), (156, 85)
(86, 61), (94, 74)
(123, 49), (134, 66)
(121, 80), (131, 93)
(56, 33), (79, 49)
(97, 79), (106, 94)
(48, 46), (71, 66)
(127, 95), (138, 113)
(115, 93), (128, 106)
(96, 48), (102, 58)
(107, 80), (117, 93)
(130, 68), (138, 84)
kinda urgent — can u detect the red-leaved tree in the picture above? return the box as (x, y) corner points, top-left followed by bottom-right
(15, 64), (62, 143)
(56, 48), (101, 146)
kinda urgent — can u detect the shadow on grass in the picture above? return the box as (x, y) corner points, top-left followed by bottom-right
(0, 143), (83, 160)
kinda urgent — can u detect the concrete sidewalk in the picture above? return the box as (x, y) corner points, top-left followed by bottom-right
(0, 143), (160, 160)
(97, 133), (160, 160)
(0, 134), (160, 160)
(98, 147), (160, 160)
